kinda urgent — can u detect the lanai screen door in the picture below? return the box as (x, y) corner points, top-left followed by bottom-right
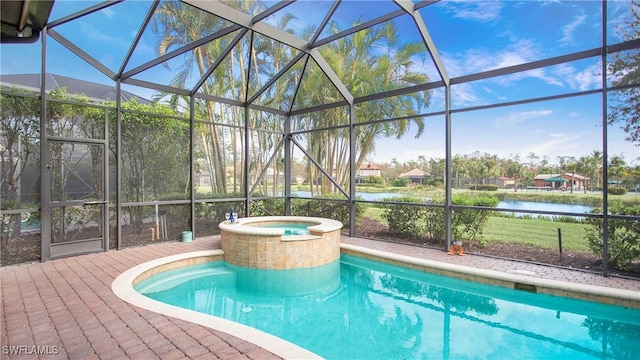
(45, 139), (108, 259)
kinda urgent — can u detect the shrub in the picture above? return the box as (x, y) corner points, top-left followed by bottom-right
(451, 194), (499, 246)
(425, 179), (444, 187)
(607, 186), (627, 195)
(469, 184), (498, 191)
(383, 194), (499, 246)
(381, 196), (427, 238)
(424, 202), (446, 243)
(249, 198), (285, 216)
(585, 203), (640, 270)
(364, 176), (384, 185)
(194, 193), (246, 220)
(284, 193), (367, 227)
(392, 178), (410, 187)
(196, 201), (245, 222)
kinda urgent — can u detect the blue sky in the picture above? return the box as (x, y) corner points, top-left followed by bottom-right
(1, 0), (638, 166)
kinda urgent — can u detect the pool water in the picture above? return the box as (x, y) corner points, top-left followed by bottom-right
(255, 222), (311, 235)
(135, 255), (640, 359)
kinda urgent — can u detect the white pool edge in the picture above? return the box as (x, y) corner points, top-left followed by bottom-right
(218, 215), (343, 236)
(342, 243), (640, 307)
(111, 250), (322, 360)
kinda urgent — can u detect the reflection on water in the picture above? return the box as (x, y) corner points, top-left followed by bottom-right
(497, 200), (593, 217)
(293, 192), (594, 215)
(137, 255), (640, 360)
(292, 191), (407, 201)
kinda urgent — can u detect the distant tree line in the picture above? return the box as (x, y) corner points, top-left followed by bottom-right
(368, 150), (639, 190)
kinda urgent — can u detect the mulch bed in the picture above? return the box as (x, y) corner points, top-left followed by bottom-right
(354, 217), (640, 279)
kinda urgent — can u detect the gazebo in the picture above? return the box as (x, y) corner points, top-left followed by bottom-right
(544, 176), (568, 189)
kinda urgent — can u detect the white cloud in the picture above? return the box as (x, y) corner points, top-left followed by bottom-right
(445, 39), (540, 77)
(571, 63), (602, 91)
(386, 148), (446, 163)
(494, 52), (528, 69)
(102, 7), (115, 20)
(528, 131), (587, 157)
(408, 56), (441, 84)
(450, 83), (482, 107)
(441, 37), (602, 105)
(495, 109), (553, 128)
(559, 13), (587, 45)
(496, 67), (564, 88)
(79, 21), (124, 45)
(445, 1), (503, 22)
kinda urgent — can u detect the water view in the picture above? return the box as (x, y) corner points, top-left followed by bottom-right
(292, 191), (407, 201)
(497, 200), (594, 217)
(293, 191), (594, 215)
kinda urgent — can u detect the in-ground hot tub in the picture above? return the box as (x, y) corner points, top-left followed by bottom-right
(219, 216), (343, 270)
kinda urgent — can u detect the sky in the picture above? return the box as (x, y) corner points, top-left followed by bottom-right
(1, 0), (638, 166)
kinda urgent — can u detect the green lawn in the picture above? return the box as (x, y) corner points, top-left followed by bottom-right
(361, 207), (592, 252)
(484, 217), (590, 251)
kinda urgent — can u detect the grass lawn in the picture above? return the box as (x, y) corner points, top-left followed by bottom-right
(361, 207), (592, 252)
(484, 217), (590, 251)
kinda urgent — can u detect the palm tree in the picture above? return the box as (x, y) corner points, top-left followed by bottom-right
(152, 5), (432, 196)
(527, 152), (539, 170)
(152, 1), (236, 193)
(630, 165), (640, 192)
(556, 155), (570, 173)
(452, 155), (469, 189)
(467, 154), (483, 187)
(565, 159), (578, 193)
(482, 155), (500, 185)
(585, 150), (603, 190)
(506, 159), (524, 192)
(295, 20), (431, 193)
(608, 155), (627, 186)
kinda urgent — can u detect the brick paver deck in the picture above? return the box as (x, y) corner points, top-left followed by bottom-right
(2, 236), (639, 359)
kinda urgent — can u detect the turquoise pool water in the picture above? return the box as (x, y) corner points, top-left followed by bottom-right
(255, 222), (311, 235)
(135, 255), (640, 359)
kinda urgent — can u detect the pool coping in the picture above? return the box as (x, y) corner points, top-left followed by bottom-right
(342, 243), (640, 309)
(112, 244), (640, 360)
(111, 250), (322, 360)
(218, 215), (343, 235)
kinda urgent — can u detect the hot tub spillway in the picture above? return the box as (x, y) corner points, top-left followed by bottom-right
(233, 260), (342, 298)
(219, 216), (343, 270)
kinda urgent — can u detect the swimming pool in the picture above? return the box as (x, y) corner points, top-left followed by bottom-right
(133, 254), (640, 359)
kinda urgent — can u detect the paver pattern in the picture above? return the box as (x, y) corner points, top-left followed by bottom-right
(2, 236), (639, 359)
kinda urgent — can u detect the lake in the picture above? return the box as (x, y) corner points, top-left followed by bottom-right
(497, 200), (593, 216)
(292, 191), (408, 201)
(292, 192), (594, 216)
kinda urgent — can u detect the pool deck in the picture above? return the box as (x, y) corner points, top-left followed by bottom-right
(2, 235), (640, 359)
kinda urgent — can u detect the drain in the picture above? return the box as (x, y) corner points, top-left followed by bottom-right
(514, 282), (537, 292)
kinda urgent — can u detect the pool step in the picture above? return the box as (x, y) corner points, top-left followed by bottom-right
(136, 266), (234, 293)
